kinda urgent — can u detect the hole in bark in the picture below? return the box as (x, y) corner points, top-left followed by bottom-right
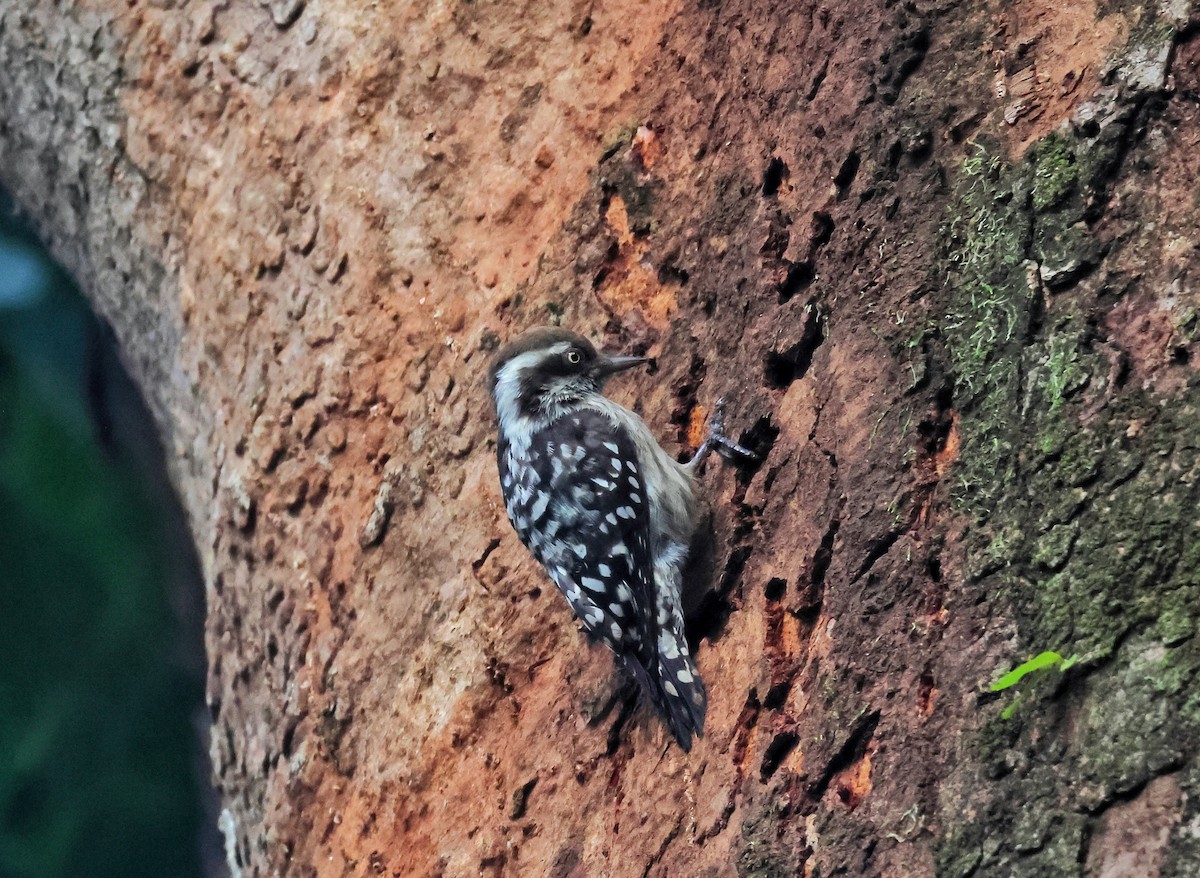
(811, 522), (838, 589)
(809, 710), (880, 799)
(737, 417), (780, 474)
(1172, 345), (1190, 366)
(657, 262), (690, 285)
(926, 555), (942, 582)
(669, 353), (707, 448)
(908, 130), (933, 163)
(810, 211), (835, 248)
(764, 313), (825, 386)
(797, 518), (839, 619)
(764, 578), (787, 601)
(690, 591), (734, 644)
(691, 543), (753, 644)
(833, 150), (861, 190)
(917, 666), (936, 715)
(918, 410), (954, 457)
(763, 681), (792, 709)
(760, 730), (800, 780)
(762, 157), (789, 196)
(777, 260), (815, 303)
(280, 714), (297, 758)
(722, 544), (754, 593)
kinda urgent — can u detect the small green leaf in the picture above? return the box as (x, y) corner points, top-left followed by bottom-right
(990, 651), (1064, 692)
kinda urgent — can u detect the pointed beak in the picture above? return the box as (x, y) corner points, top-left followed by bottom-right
(594, 354), (650, 378)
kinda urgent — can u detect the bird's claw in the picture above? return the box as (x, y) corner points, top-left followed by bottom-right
(711, 396), (758, 462)
(688, 396), (758, 469)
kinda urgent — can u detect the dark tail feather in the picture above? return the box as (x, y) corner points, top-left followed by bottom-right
(621, 644), (707, 751)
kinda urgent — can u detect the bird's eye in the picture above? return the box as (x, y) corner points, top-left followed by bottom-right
(566, 349), (583, 365)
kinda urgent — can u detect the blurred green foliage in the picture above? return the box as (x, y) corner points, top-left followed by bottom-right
(0, 201), (208, 878)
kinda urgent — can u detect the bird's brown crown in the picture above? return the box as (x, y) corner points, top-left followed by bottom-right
(487, 326), (598, 392)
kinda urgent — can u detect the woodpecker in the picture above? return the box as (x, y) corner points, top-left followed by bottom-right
(488, 326), (753, 751)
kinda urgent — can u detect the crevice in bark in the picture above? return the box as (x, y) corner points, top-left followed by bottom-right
(761, 156), (789, 197)
(850, 527), (905, 584)
(763, 308), (825, 387)
(808, 710), (880, 801)
(640, 821), (683, 878)
(776, 259), (816, 303)
(760, 730), (801, 780)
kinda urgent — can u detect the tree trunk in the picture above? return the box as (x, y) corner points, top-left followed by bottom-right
(3, 1), (1199, 875)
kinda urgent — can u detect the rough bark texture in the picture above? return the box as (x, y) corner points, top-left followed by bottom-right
(3, 1), (1200, 876)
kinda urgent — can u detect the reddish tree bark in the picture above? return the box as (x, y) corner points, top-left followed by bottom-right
(3, 1), (1199, 876)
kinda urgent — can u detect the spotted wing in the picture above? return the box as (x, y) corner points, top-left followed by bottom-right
(497, 408), (704, 749)
(501, 408), (657, 663)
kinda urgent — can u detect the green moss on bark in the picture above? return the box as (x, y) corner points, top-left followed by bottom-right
(933, 18), (1200, 871)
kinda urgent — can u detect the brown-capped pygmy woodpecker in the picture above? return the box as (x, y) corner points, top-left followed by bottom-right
(487, 327), (753, 750)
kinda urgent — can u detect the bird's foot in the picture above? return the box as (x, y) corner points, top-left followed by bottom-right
(687, 397), (758, 470)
